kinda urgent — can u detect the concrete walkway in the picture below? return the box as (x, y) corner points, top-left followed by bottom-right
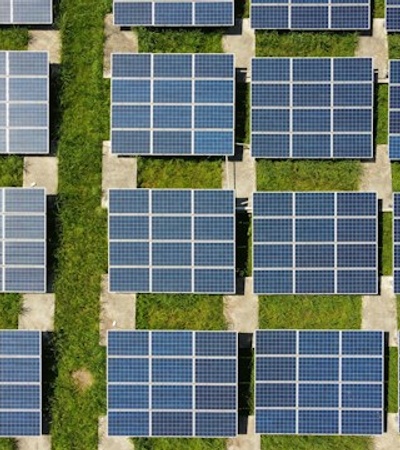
(356, 19), (389, 81)
(103, 14), (138, 78)
(23, 157), (58, 195)
(28, 30), (61, 64)
(101, 141), (137, 208)
(99, 275), (136, 346)
(18, 294), (55, 331)
(227, 416), (260, 450)
(98, 416), (134, 450)
(222, 19), (255, 77)
(373, 413), (400, 450)
(17, 436), (51, 450)
(362, 277), (398, 346)
(359, 145), (393, 211)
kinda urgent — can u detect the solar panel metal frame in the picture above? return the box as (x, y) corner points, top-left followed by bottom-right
(0, 0), (52, 24)
(252, 191), (378, 295)
(107, 330), (238, 438)
(108, 188), (236, 294)
(255, 330), (384, 436)
(0, 51), (50, 155)
(250, 0), (371, 30)
(0, 330), (42, 437)
(0, 188), (47, 293)
(110, 52), (235, 156)
(113, 0), (234, 27)
(389, 60), (400, 160)
(250, 57), (374, 160)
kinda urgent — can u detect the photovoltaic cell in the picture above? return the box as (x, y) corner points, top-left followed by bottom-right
(387, 0), (400, 32)
(0, 330), (41, 436)
(389, 61), (400, 160)
(113, 0), (234, 26)
(253, 192), (378, 295)
(109, 189), (235, 294)
(255, 330), (384, 436)
(250, 0), (370, 30)
(251, 58), (373, 159)
(393, 194), (400, 293)
(111, 53), (234, 156)
(0, 0), (52, 24)
(107, 330), (237, 437)
(0, 52), (49, 154)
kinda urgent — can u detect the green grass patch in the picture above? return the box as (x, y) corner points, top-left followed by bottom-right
(376, 84), (388, 145)
(261, 436), (372, 450)
(259, 296), (362, 329)
(136, 294), (226, 330)
(388, 347), (398, 413)
(381, 213), (392, 276)
(374, 0), (385, 18)
(137, 157), (222, 189)
(0, 156), (23, 187)
(257, 160), (361, 191)
(391, 162), (400, 191)
(134, 438), (226, 450)
(256, 31), (358, 57)
(137, 27), (223, 53)
(0, 441), (16, 450)
(0, 28), (28, 49)
(389, 34), (400, 59)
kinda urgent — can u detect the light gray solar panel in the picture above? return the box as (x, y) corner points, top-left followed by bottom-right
(108, 189), (235, 294)
(0, 188), (46, 293)
(0, 330), (42, 437)
(0, 0), (52, 24)
(0, 52), (49, 154)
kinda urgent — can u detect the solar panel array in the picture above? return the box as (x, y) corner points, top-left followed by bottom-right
(255, 330), (384, 436)
(108, 189), (235, 294)
(113, 0), (234, 26)
(0, 0), (52, 24)
(389, 61), (400, 160)
(393, 194), (400, 293)
(386, 0), (400, 32)
(252, 192), (378, 295)
(251, 58), (373, 159)
(250, 0), (370, 30)
(0, 51), (49, 155)
(0, 188), (46, 293)
(0, 330), (41, 437)
(111, 53), (234, 156)
(107, 330), (237, 437)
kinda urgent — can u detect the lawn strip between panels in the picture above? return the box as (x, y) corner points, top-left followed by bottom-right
(50, 0), (109, 449)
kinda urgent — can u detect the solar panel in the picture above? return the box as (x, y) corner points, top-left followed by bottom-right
(252, 192), (378, 295)
(251, 58), (373, 159)
(255, 330), (384, 435)
(0, 0), (52, 24)
(111, 53), (234, 156)
(387, 0), (400, 32)
(393, 194), (400, 292)
(0, 188), (46, 293)
(0, 51), (49, 155)
(108, 189), (235, 293)
(250, 0), (370, 30)
(113, 0), (234, 26)
(389, 61), (400, 160)
(107, 330), (237, 437)
(0, 330), (41, 437)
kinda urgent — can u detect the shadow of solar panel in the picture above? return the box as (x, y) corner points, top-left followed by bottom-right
(255, 330), (384, 435)
(251, 58), (373, 159)
(253, 192), (378, 295)
(107, 331), (237, 437)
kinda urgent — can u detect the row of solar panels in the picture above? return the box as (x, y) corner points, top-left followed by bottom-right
(0, 329), (393, 437)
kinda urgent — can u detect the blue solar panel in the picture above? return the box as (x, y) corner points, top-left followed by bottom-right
(109, 189), (235, 294)
(251, 58), (373, 159)
(0, 331), (41, 437)
(393, 194), (400, 293)
(113, 0), (234, 26)
(111, 53), (234, 156)
(387, 0), (400, 32)
(253, 192), (378, 295)
(389, 61), (400, 160)
(0, 0), (52, 24)
(0, 188), (46, 293)
(107, 331), (237, 437)
(255, 330), (384, 436)
(250, 0), (370, 30)
(0, 52), (49, 154)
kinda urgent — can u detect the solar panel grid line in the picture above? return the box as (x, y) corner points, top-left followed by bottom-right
(394, 193), (400, 292)
(389, 61), (400, 160)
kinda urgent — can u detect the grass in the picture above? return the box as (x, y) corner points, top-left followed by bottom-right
(261, 436), (372, 450)
(389, 34), (400, 59)
(259, 296), (362, 329)
(381, 213), (392, 276)
(134, 438), (226, 450)
(257, 160), (361, 191)
(388, 347), (398, 413)
(0, 28), (29, 50)
(136, 294), (226, 330)
(256, 31), (358, 57)
(391, 163), (400, 191)
(137, 158), (222, 189)
(374, 0), (385, 18)
(376, 84), (388, 145)
(50, 0), (110, 449)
